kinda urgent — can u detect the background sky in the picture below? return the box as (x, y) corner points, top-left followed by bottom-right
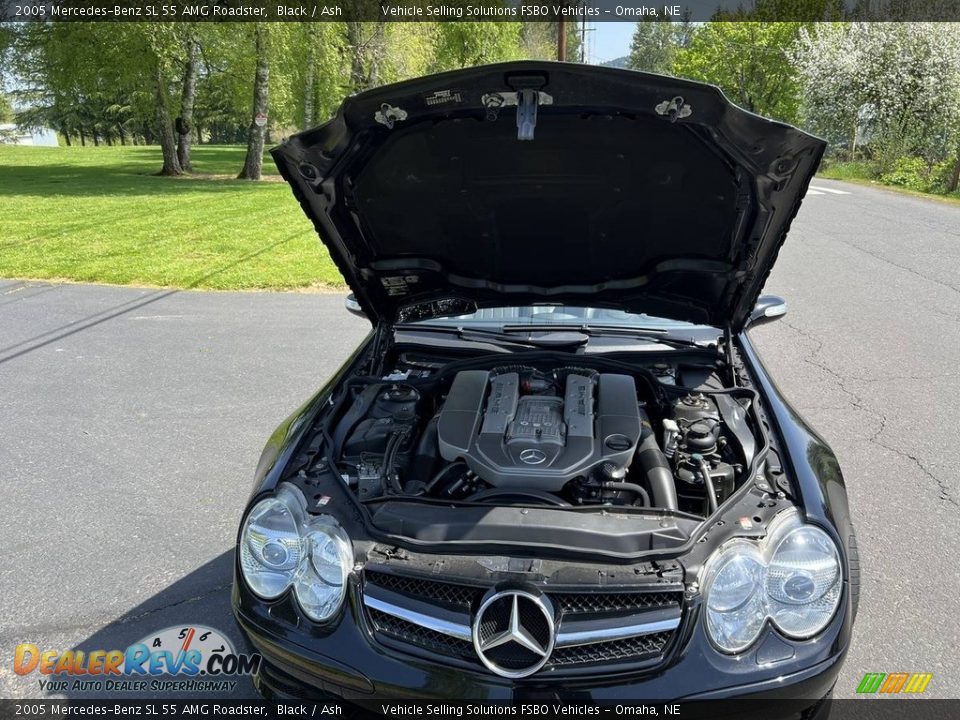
(586, 22), (635, 64)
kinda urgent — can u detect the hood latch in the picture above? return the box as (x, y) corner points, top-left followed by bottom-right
(516, 88), (540, 141)
(481, 89), (553, 141)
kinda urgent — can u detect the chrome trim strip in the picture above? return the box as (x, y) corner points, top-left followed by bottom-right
(364, 587), (681, 651)
(363, 594), (473, 642)
(555, 616), (681, 648)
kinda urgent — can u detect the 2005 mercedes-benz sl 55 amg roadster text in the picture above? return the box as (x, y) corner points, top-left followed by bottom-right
(231, 62), (858, 711)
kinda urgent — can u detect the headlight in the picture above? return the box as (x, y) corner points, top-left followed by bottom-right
(704, 543), (766, 653)
(239, 488), (305, 599)
(239, 485), (352, 621)
(766, 524), (842, 638)
(702, 510), (843, 653)
(294, 517), (352, 621)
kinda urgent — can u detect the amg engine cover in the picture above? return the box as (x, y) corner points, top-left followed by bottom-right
(437, 370), (642, 490)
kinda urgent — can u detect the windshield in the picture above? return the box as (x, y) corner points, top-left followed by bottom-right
(414, 305), (710, 330)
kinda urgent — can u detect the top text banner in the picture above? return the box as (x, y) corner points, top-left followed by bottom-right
(3, 0), (960, 21)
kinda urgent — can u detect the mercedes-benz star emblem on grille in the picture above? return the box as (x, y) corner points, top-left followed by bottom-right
(472, 590), (555, 678)
(519, 449), (547, 465)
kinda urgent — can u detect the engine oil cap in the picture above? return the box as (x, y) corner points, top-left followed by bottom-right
(604, 434), (632, 452)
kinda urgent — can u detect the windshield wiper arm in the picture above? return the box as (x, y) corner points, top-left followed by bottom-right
(499, 324), (711, 349)
(394, 324), (589, 349)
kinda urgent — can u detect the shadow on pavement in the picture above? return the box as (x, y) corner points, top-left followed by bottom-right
(0, 231), (301, 367)
(51, 551), (258, 699)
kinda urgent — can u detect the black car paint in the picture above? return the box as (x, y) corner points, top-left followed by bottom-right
(738, 332), (859, 621)
(270, 62), (826, 331)
(232, 325), (854, 701)
(233, 575), (849, 701)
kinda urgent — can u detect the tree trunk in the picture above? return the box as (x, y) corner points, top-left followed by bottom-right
(303, 31), (316, 129)
(155, 64), (183, 176)
(346, 22), (366, 90)
(345, 22), (385, 92)
(176, 36), (199, 172)
(948, 147), (960, 194)
(366, 22), (386, 88)
(63, 132), (72, 146)
(238, 25), (269, 181)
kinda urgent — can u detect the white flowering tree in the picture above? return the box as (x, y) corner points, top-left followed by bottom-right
(794, 23), (960, 189)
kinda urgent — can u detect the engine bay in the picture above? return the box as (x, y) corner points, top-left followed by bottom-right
(437, 369), (641, 491)
(323, 352), (764, 519)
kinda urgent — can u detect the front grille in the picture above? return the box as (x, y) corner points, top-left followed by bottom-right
(367, 608), (475, 660)
(554, 591), (684, 615)
(364, 570), (479, 608)
(550, 631), (674, 666)
(363, 570), (684, 675)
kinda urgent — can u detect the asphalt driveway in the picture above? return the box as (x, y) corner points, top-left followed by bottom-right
(1, 178), (958, 698)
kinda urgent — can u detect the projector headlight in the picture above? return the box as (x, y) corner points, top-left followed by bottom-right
(765, 522), (842, 638)
(704, 542), (767, 653)
(239, 485), (352, 621)
(702, 510), (843, 653)
(294, 516), (352, 622)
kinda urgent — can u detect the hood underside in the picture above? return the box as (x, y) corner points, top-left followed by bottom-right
(272, 62), (825, 331)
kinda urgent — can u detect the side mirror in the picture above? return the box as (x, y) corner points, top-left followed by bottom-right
(748, 295), (787, 328)
(344, 293), (366, 319)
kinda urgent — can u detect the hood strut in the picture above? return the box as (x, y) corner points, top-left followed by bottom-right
(723, 325), (737, 387)
(516, 88), (540, 141)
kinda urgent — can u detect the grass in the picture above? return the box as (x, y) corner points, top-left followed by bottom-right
(818, 160), (877, 183)
(820, 160), (960, 207)
(0, 144), (346, 291)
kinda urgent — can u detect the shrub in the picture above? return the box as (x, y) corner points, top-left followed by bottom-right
(929, 159), (958, 194)
(879, 156), (934, 192)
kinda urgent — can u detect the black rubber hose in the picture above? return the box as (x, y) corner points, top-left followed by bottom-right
(409, 415), (440, 482)
(602, 482), (651, 507)
(424, 462), (469, 495)
(697, 455), (719, 515)
(636, 409), (679, 511)
(381, 431), (406, 494)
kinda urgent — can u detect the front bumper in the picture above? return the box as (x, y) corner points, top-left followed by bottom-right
(232, 568), (852, 705)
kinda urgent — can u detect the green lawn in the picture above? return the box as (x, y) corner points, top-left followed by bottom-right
(0, 144), (346, 291)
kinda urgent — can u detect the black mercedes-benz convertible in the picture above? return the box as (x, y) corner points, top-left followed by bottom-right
(232, 62), (857, 714)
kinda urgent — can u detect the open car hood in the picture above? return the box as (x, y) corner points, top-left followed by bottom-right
(272, 62), (825, 331)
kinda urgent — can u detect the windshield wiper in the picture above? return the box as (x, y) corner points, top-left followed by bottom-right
(499, 324), (712, 350)
(394, 324), (589, 349)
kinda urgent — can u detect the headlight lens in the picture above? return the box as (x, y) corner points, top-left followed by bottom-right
(702, 511), (843, 653)
(766, 525), (842, 637)
(239, 490), (304, 599)
(294, 518), (352, 622)
(239, 485), (352, 621)
(704, 544), (767, 653)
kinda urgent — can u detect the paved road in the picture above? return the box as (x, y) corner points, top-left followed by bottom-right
(1, 178), (958, 699)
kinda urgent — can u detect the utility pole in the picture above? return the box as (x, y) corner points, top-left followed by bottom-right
(557, 15), (567, 61)
(579, 15), (587, 63)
